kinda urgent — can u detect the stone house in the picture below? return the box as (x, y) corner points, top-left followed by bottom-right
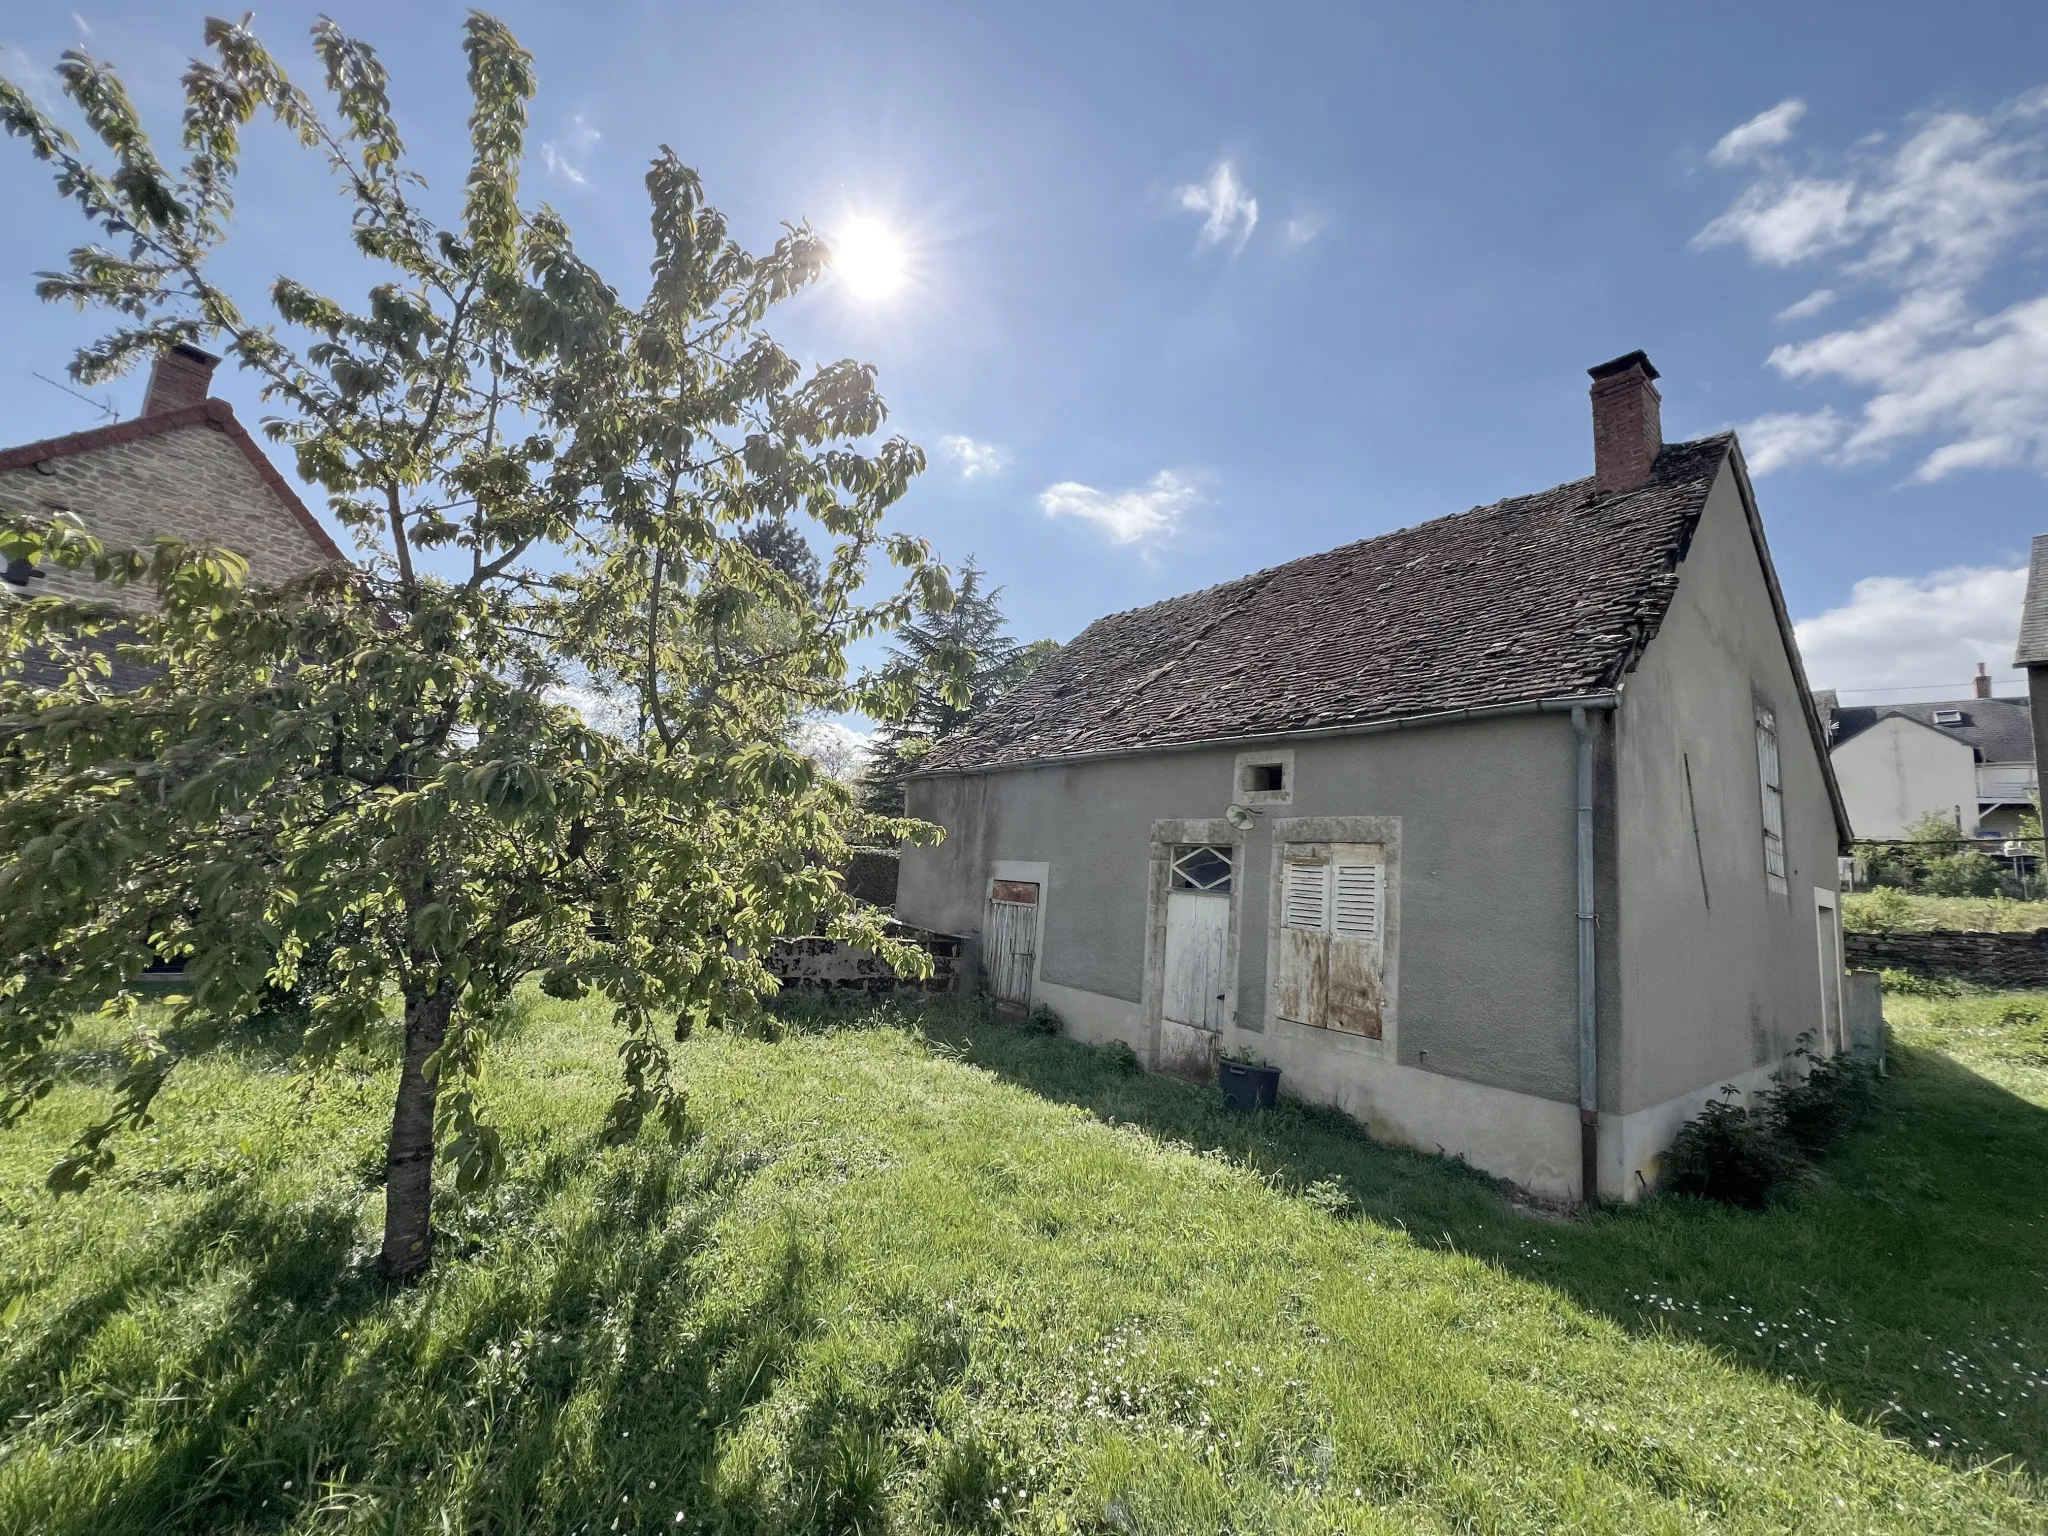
(897, 352), (1852, 1203)
(0, 345), (343, 624)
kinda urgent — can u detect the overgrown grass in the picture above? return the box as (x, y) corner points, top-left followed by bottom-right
(1, 991), (2045, 1532)
(1844, 889), (2048, 933)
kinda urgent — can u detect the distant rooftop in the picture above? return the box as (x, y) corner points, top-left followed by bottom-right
(1815, 692), (2034, 764)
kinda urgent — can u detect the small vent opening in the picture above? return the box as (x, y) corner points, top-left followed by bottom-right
(1245, 763), (1286, 793)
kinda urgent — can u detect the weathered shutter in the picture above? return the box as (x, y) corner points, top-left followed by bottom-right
(1326, 857), (1386, 1038)
(1277, 857), (1329, 1024)
(1283, 860), (1330, 931)
(1331, 861), (1382, 945)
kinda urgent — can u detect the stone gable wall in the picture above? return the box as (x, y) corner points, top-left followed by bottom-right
(0, 422), (333, 606)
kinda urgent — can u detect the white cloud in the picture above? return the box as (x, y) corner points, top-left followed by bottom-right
(1795, 564), (2027, 697)
(939, 434), (1007, 480)
(1701, 86), (2048, 483)
(1710, 99), (1808, 167)
(1766, 289), (2048, 479)
(1038, 470), (1198, 545)
(69, 12), (92, 38)
(541, 113), (600, 185)
(1697, 100), (2044, 279)
(1176, 161), (1258, 252)
(1282, 214), (1321, 250)
(1740, 409), (1843, 474)
(1695, 176), (1857, 265)
(1776, 287), (1838, 322)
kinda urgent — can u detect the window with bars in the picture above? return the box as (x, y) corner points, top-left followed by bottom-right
(1170, 844), (1234, 893)
(1756, 703), (1787, 892)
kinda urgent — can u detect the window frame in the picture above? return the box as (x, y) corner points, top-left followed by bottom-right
(1169, 843), (1235, 894)
(1756, 702), (1787, 894)
(1232, 747), (1295, 807)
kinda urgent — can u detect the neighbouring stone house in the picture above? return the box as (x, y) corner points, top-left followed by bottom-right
(0, 345), (344, 634)
(897, 352), (1852, 1203)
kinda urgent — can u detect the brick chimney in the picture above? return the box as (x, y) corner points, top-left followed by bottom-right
(1588, 350), (1662, 493)
(1975, 662), (1992, 699)
(141, 343), (220, 416)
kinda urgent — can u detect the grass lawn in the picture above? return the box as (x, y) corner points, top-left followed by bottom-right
(1, 991), (2045, 1533)
(1843, 890), (2048, 933)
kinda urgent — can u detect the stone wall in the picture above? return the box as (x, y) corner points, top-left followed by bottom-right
(763, 922), (961, 995)
(1844, 928), (2048, 988)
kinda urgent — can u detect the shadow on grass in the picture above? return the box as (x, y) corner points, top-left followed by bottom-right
(884, 995), (2048, 1477)
(0, 1131), (945, 1535)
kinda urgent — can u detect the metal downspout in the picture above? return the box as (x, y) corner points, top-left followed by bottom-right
(1571, 705), (1599, 1205)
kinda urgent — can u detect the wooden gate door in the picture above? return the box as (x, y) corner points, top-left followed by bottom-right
(1163, 891), (1230, 1032)
(985, 880), (1040, 1006)
(1158, 844), (1233, 1077)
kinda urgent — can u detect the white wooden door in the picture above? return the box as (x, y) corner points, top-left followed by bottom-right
(1163, 891), (1230, 1031)
(985, 880), (1039, 1005)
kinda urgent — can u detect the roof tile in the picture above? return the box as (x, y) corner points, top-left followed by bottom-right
(925, 434), (1734, 772)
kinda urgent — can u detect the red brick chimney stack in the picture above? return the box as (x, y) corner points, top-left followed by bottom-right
(1975, 662), (1992, 699)
(1588, 350), (1663, 494)
(141, 343), (221, 416)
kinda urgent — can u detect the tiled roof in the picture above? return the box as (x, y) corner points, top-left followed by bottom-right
(1825, 696), (2034, 765)
(924, 434), (1736, 772)
(2018, 534), (2048, 668)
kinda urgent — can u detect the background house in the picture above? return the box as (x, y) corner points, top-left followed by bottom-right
(899, 353), (1850, 1205)
(1816, 675), (2036, 844)
(0, 345), (343, 616)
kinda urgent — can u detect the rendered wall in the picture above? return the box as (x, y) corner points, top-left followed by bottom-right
(1829, 717), (1979, 840)
(1609, 460), (1844, 1169)
(900, 713), (1584, 1109)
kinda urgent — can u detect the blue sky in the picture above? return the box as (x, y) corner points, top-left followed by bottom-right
(3, 2), (2046, 717)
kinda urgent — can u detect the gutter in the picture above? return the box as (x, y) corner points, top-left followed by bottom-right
(907, 691), (1623, 780)
(1571, 701), (1614, 1206)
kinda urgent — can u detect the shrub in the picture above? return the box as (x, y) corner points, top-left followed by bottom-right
(1102, 1041), (1143, 1076)
(1663, 1091), (1807, 1209)
(1770, 1038), (1881, 1159)
(1923, 849), (2003, 897)
(1023, 1004), (1063, 1036)
(1842, 887), (1915, 932)
(1879, 967), (1965, 999)
(1664, 1036), (1882, 1207)
(1856, 811), (2002, 896)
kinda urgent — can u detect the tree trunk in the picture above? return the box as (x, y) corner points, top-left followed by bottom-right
(378, 984), (453, 1281)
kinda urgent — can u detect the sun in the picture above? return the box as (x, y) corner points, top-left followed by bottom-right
(832, 216), (908, 301)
